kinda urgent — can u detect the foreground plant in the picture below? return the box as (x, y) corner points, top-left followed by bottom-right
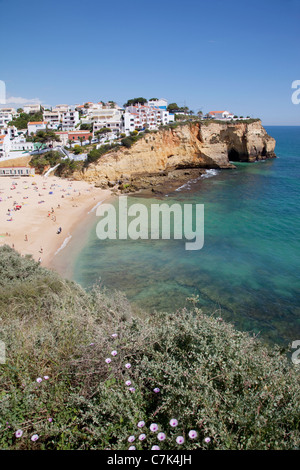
(0, 246), (299, 450)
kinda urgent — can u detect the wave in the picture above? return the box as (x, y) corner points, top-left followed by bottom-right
(55, 235), (72, 256)
(88, 199), (106, 214)
(201, 169), (219, 178)
(175, 169), (220, 192)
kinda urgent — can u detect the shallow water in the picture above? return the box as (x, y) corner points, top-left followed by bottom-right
(54, 126), (300, 346)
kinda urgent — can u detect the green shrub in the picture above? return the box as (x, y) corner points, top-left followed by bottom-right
(0, 247), (299, 450)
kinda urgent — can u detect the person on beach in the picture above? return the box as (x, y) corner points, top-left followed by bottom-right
(24, 235), (28, 241)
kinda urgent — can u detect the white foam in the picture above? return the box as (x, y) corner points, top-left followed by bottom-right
(88, 199), (106, 214)
(55, 235), (72, 256)
(201, 169), (219, 178)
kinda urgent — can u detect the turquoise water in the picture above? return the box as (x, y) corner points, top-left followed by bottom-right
(68, 126), (300, 346)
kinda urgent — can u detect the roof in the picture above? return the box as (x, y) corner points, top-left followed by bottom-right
(209, 111), (227, 114)
(28, 121), (47, 125)
(68, 130), (92, 134)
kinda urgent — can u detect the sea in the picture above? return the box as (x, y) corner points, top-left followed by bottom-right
(52, 126), (300, 346)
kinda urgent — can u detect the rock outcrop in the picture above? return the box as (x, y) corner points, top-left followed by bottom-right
(73, 120), (276, 189)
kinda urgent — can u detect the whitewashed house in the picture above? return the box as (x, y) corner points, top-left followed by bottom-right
(27, 121), (47, 135)
(208, 110), (235, 120)
(61, 110), (80, 131)
(23, 104), (41, 114)
(0, 134), (11, 158)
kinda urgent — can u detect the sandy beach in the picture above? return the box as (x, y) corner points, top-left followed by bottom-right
(0, 174), (112, 267)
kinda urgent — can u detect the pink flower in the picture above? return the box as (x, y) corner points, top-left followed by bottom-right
(176, 436), (185, 445)
(150, 423), (158, 432)
(128, 435), (135, 443)
(36, 378), (42, 383)
(137, 421), (145, 428)
(188, 430), (197, 439)
(15, 430), (23, 438)
(48, 418), (53, 423)
(157, 432), (166, 441)
(151, 445), (160, 450)
(129, 387), (136, 393)
(139, 433), (146, 441)
(111, 334), (118, 338)
(44, 376), (49, 380)
(128, 446), (136, 450)
(153, 388), (160, 393)
(105, 358), (111, 364)
(31, 434), (39, 442)
(169, 419), (178, 427)
(204, 437), (211, 443)
(111, 350), (117, 356)
(125, 363), (131, 369)
(125, 380), (132, 386)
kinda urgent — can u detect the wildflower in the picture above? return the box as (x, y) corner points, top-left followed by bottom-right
(129, 387), (136, 393)
(188, 430), (197, 439)
(139, 433), (146, 441)
(125, 363), (131, 369)
(169, 419), (178, 427)
(111, 334), (118, 338)
(151, 445), (160, 450)
(111, 350), (117, 356)
(105, 358), (111, 364)
(15, 430), (23, 438)
(44, 376), (49, 380)
(125, 380), (132, 386)
(150, 423), (158, 432)
(36, 378), (42, 383)
(204, 437), (211, 444)
(176, 436), (185, 445)
(89, 342), (95, 346)
(128, 435), (135, 443)
(137, 421), (145, 428)
(31, 434), (39, 442)
(157, 432), (166, 441)
(128, 446), (136, 450)
(48, 418), (53, 423)
(153, 388), (160, 393)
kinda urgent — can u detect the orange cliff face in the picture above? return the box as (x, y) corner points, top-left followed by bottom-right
(72, 121), (276, 186)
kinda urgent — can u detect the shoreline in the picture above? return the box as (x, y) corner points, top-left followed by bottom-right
(0, 174), (112, 268)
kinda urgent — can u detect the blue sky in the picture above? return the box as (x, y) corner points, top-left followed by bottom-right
(1, 0), (300, 125)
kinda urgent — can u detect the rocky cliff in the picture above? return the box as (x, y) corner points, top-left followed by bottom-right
(73, 120), (276, 190)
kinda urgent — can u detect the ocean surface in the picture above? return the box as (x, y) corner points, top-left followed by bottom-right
(53, 126), (300, 346)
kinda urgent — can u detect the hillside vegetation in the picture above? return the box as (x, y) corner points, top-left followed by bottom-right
(0, 246), (299, 450)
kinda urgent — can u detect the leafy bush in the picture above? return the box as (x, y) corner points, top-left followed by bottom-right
(121, 137), (134, 148)
(86, 144), (119, 165)
(29, 151), (62, 173)
(0, 247), (299, 450)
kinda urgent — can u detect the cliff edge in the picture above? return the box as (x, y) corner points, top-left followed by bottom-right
(73, 120), (276, 188)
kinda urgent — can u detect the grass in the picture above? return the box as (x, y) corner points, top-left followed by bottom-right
(0, 246), (299, 450)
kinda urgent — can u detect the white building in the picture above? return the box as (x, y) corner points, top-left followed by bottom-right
(61, 110), (80, 131)
(9, 136), (35, 152)
(23, 104), (41, 114)
(148, 98), (168, 109)
(208, 110), (235, 120)
(122, 102), (174, 134)
(0, 134), (11, 158)
(0, 111), (12, 129)
(43, 110), (61, 129)
(27, 121), (47, 135)
(52, 104), (70, 114)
